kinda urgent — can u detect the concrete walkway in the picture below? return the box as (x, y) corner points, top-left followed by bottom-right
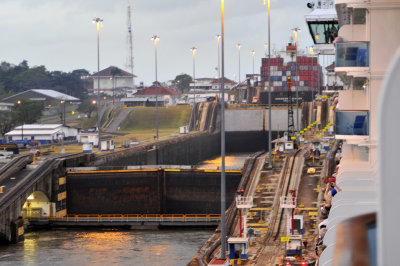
(105, 108), (132, 133)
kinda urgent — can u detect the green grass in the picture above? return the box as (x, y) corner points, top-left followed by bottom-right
(119, 106), (191, 131)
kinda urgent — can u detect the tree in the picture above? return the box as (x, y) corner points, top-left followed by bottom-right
(77, 99), (97, 119)
(12, 99), (44, 124)
(0, 111), (16, 136)
(174, 74), (192, 93)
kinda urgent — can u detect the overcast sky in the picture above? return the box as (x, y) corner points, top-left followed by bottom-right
(0, 0), (316, 85)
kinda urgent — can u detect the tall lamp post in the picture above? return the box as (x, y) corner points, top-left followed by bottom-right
(237, 44), (242, 83)
(60, 98), (66, 153)
(92, 16), (103, 151)
(151, 35), (160, 139)
(292, 27), (301, 134)
(310, 46), (315, 122)
(251, 50), (255, 76)
(220, 0), (227, 259)
(190, 46), (197, 130)
(264, 0), (273, 168)
(216, 35), (221, 79)
(264, 43), (268, 57)
(17, 100), (24, 144)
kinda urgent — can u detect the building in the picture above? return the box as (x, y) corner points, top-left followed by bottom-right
(309, 0), (400, 264)
(0, 89), (80, 105)
(0, 102), (14, 112)
(190, 78), (215, 91)
(210, 77), (236, 91)
(5, 124), (79, 144)
(90, 66), (137, 96)
(325, 62), (343, 90)
(0, 89), (80, 116)
(121, 82), (180, 107)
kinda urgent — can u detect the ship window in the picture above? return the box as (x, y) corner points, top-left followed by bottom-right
(353, 8), (366, 25)
(352, 77), (368, 90)
(308, 21), (339, 44)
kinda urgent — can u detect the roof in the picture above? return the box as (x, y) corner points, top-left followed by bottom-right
(0, 89), (79, 102)
(5, 129), (63, 136)
(15, 124), (63, 130)
(326, 62), (335, 70)
(134, 84), (180, 96)
(121, 97), (163, 102)
(6, 124), (78, 136)
(32, 90), (79, 101)
(305, 8), (338, 21)
(92, 66), (137, 78)
(211, 77), (236, 84)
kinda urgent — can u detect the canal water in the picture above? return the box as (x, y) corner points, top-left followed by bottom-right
(196, 153), (254, 170)
(0, 229), (212, 265)
(0, 153), (255, 265)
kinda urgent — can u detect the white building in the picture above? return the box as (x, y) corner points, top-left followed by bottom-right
(5, 124), (79, 144)
(189, 78), (215, 91)
(325, 63), (343, 90)
(89, 66), (137, 96)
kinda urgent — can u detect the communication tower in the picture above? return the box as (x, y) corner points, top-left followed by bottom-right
(126, 1), (135, 87)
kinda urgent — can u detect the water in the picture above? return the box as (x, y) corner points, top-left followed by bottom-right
(0, 153), (253, 265)
(197, 153), (254, 170)
(0, 229), (212, 266)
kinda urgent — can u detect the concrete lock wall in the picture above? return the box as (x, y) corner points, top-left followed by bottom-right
(91, 132), (221, 167)
(225, 108), (302, 133)
(66, 170), (242, 214)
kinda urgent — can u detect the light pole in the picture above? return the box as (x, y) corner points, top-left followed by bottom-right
(216, 35), (221, 80)
(92, 16), (103, 151)
(264, 43), (268, 57)
(264, 0), (273, 168)
(237, 44), (242, 83)
(190, 46), (197, 130)
(151, 35), (160, 139)
(60, 99), (66, 153)
(251, 49), (255, 76)
(292, 27), (301, 134)
(310, 46), (314, 121)
(17, 100), (24, 144)
(220, 0), (227, 259)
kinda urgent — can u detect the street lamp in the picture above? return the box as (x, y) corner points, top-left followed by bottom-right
(237, 43), (242, 83)
(60, 99), (66, 153)
(92, 16), (103, 151)
(251, 49), (255, 76)
(190, 46), (197, 130)
(216, 35), (221, 80)
(264, 43), (268, 57)
(17, 100), (24, 144)
(220, 0), (227, 259)
(264, 0), (273, 168)
(310, 46), (315, 122)
(292, 27), (301, 134)
(151, 35), (160, 139)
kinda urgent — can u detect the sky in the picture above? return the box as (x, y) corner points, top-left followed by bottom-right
(0, 0), (317, 86)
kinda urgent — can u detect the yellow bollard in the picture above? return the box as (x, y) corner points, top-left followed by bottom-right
(0, 186), (4, 194)
(257, 185), (261, 193)
(32, 154), (36, 165)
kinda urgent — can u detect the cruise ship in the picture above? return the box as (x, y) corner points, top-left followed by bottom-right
(305, 0), (400, 265)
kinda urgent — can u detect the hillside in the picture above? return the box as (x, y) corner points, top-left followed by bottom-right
(119, 105), (191, 131)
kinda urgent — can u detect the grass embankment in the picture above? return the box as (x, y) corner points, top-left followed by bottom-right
(35, 105), (191, 154)
(114, 105), (191, 143)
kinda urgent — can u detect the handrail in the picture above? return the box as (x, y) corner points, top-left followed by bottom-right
(26, 213), (222, 223)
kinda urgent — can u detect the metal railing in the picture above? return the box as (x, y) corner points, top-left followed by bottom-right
(26, 214), (221, 223)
